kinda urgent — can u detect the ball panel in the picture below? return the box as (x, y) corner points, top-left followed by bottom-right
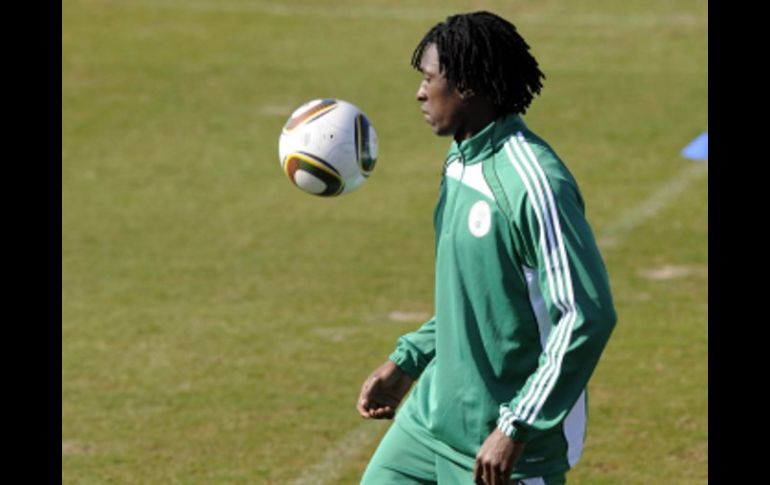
(293, 170), (328, 195)
(282, 98), (338, 134)
(354, 113), (377, 176)
(283, 152), (344, 197)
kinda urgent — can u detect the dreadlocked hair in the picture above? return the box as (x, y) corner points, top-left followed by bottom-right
(411, 11), (545, 115)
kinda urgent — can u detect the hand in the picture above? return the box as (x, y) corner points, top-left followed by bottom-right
(356, 360), (414, 419)
(473, 428), (525, 485)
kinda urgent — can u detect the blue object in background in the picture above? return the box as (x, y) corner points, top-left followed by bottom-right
(682, 131), (708, 161)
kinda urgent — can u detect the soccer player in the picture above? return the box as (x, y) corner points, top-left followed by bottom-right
(356, 11), (617, 485)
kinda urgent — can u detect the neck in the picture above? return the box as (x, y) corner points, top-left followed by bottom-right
(453, 100), (499, 142)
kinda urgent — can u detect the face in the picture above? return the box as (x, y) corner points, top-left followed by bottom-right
(415, 43), (467, 137)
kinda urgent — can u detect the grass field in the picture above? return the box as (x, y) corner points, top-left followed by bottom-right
(62, 0), (708, 483)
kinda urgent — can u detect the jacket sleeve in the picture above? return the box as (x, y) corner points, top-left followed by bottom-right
(497, 173), (617, 443)
(388, 316), (437, 380)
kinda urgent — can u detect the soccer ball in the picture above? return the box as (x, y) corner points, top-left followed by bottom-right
(278, 98), (378, 196)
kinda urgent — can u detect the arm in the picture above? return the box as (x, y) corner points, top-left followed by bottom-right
(497, 175), (617, 443)
(475, 167), (616, 478)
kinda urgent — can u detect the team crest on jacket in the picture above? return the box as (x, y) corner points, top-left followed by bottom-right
(468, 200), (492, 237)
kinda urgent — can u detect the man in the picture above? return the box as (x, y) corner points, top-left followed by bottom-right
(357, 11), (617, 485)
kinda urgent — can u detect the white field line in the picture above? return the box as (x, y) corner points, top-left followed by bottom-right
(597, 161), (708, 249)
(291, 420), (388, 485)
(296, 162), (707, 483)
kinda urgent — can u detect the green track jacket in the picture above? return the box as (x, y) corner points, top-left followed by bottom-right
(388, 113), (617, 478)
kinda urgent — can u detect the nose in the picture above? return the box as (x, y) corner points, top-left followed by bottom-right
(416, 80), (427, 102)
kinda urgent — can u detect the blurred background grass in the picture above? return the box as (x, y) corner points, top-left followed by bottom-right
(62, 0), (707, 483)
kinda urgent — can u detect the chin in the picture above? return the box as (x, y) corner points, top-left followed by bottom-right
(432, 125), (453, 137)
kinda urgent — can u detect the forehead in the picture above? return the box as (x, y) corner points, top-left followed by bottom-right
(419, 43), (441, 73)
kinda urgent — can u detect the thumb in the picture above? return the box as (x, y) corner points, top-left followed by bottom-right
(357, 375), (380, 415)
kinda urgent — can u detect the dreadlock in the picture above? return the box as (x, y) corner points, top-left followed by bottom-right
(411, 11), (545, 115)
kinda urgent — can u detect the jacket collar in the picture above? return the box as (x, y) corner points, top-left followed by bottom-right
(445, 113), (527, 165)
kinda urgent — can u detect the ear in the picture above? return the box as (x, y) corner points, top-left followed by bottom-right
(459, 88), (475, 100)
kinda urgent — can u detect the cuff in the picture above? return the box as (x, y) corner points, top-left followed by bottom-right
(388, 347), (423, 380)
(497, 404), (532, 443)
